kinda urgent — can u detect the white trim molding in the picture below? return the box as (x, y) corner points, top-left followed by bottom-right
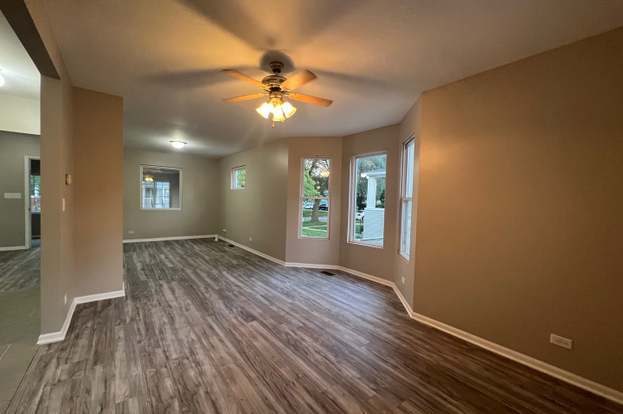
(217, 236), (286, 266)
(37, 289), (126, 345)
(212, 236), (623, 405)
(0, 245), (27, 252)
(123, 234), (218, 243)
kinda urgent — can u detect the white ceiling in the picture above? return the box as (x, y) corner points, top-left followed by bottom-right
(39, 0), (623, 157)
(0, 12), (40, 99)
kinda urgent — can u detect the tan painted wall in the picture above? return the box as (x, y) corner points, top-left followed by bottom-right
(414, 28), (623, 392)
(72, 88), (123, 296)
(393, 102), (420, 305)
(39, 74), (75, 334)
(219, 139), (289, 260)
(124, 149), (220, 240)
(285, 138), (343, 265)
(26, 0), (77, 335)
(0, 132), (39, 247)
(339, 125), (400, 281)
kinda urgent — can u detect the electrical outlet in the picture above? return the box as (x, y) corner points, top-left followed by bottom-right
(61, 197), (66, 212)
(401, 276), (406, 285)
(128, 230), (135, 235)
(64, 293), (67, 305)
(222, 229), (227, 233)
(248, 236), (253, 242)
(550, 333), (573, 350)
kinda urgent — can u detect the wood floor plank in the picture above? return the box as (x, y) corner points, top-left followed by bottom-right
(6, 239), (623, 413)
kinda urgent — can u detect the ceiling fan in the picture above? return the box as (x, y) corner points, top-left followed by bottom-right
(222, 61), (333, 126)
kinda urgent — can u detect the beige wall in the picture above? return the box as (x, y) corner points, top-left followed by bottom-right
(39, 74), (75, 334)
(392, 102), (421, 305)
(124, 148), (220, 240)
(285, 137), (343, 265)
(0, 94), (40, 135)
(72, 88), (123, 296)
(0, 132), (39, 248)
(26, 0), (125, 334)
(413, 28), (623, 392)
(219, 139), (289, 260)
(339, 125), (400, 282)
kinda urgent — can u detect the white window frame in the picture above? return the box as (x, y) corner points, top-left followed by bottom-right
(298, 157), (331, 239)
(139, 165), (182, 211)
(347, 151), (387, 249)
(399, 138), (415, 260)
(231, 165), (247, 190)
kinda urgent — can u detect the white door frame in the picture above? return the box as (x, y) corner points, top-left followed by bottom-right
(24, 155), (40, 249)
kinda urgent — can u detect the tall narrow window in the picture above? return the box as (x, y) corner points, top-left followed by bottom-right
(400, 139), (415, 259)
(231, 165), (247, 190)
(140, 166), (181, 210)
(349, 153), (387, 247)
(299, 158), (330, 238)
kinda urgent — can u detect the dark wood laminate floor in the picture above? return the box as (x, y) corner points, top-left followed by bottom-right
(0, 248), (40, 293)
(7, 239), (622, 413)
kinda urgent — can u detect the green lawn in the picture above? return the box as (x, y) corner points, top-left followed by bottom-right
(302, 209), (328, 237)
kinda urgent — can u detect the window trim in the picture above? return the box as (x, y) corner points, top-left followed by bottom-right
(230, 165), (247, 190)
(399, 137), (415, 260)
(298, 157), (331, 240)
(347, 151), (388, 249)
(139, 164), (183, 211)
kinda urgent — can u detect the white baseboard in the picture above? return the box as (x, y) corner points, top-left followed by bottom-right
(123, 234), (217, 243)
(37, 288), (126, 345)
(217, 236), (287, 266)
(214, 236), (623, 405)
(0, 245), (27, 252)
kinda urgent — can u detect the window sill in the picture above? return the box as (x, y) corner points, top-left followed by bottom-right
(347, 240), (384, 250)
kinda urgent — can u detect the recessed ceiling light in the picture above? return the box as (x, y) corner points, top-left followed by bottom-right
(169, 140), (187, 150)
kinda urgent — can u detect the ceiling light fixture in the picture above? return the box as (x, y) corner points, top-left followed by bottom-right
(222, 61), (331, 127)
(169, 140), (187, 150)
(255, 95), (297, 127)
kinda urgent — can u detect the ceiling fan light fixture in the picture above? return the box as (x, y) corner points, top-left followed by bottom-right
(169, 140), (187, 150)
(256, 101), (273, 119)
(281, 101), (297, 119)
(271, 109), (286, 123)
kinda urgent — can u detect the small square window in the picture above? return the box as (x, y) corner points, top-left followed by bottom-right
(140, 166), (181, 210)
(231, 166), (247, 190)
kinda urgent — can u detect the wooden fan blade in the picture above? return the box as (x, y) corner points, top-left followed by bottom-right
(223, 93), (266, 103)
(281, 70), (317, 90)
(289, 93), (333, 107)
(222, 69), (264, 88)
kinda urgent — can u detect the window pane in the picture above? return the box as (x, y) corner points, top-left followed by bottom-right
(303, 159), (330, 198)
(401, 199), (412, 256)
(301, 198), (329, 238)
(405, 140), (414, 198)
(400, 140), (415, 258)
(231, 166), (246, 189)
(141, 166), (181, 209)
(352, 153), (386, 246)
